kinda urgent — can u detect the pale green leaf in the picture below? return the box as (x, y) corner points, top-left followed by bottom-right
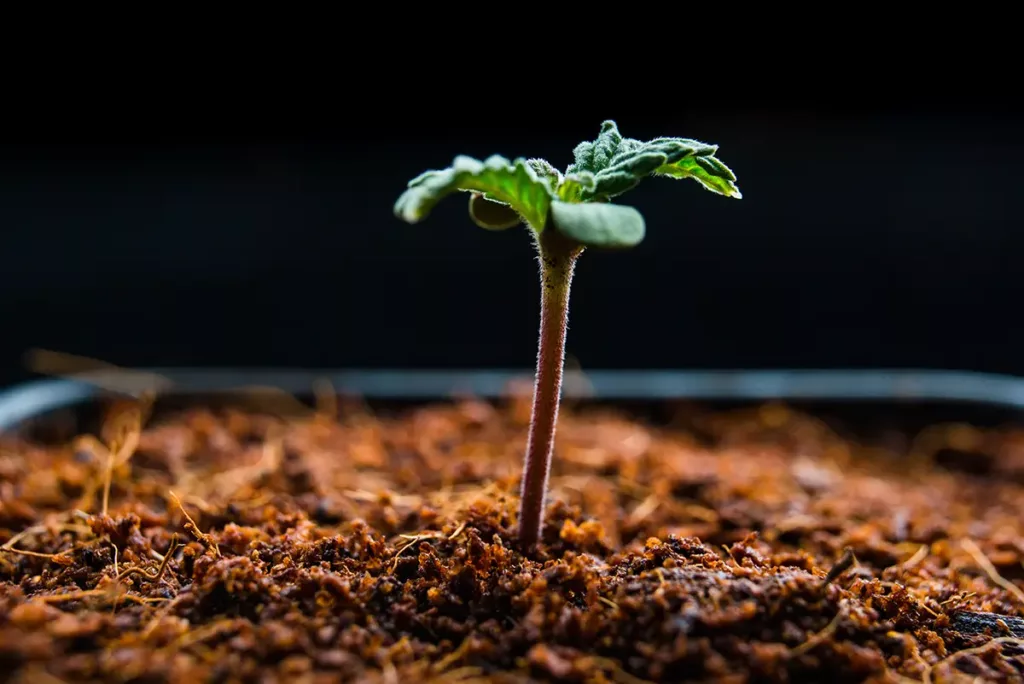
(549, 200), (645, 249)
(394, 155), (553, 229)
(653, 154), (742, 198)
(468, 193), (521, 230)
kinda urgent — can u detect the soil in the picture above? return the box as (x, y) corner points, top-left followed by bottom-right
(1, 390), (1024, 683)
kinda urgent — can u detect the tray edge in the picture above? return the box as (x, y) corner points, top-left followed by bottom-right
(3, 367), (1024, 432)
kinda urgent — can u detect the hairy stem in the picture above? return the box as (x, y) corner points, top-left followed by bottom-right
(518, 231), (582, 549)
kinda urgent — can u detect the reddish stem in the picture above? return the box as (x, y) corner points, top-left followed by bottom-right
(517, 231), (582, 550)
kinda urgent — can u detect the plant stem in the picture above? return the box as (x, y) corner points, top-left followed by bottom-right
(517, 230), (582, 549)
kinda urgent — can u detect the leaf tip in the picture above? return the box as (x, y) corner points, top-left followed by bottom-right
(722, 183), (743, 199)
(393, 192), (423, 224)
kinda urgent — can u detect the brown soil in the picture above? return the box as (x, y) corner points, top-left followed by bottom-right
(1, 391), (1024, 683)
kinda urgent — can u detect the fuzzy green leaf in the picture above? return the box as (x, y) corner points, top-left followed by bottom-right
(567, 120), (630, 176)
(588, 151), (667, 198)
(527, 158), (602, 204)
(556, 172), (596, 202)
(549, 200), (645, 249)
(527, 158), (563, 188)
(395, 155), (553, 229)
(567, 121), (742, 201)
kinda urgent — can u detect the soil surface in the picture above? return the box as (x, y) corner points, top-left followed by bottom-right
(2, 391), (1024, 683)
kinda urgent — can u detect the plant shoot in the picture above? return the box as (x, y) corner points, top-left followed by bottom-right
(393, 120), (741, 548)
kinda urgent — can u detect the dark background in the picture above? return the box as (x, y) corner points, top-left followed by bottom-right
(2, 106), (1022, 389)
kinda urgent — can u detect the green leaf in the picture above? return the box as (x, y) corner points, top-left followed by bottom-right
(468, 193), (521, 230)
(549, 200), (645, 249)
(567, 120), (742, 201)
(566, 120), (629, 176)
(588, 150), (666, 198)
(556, 172), (596, 202)
(653, 154), (742, 198)
(527, 158), (563, 188)
(394, 155), (554, 229)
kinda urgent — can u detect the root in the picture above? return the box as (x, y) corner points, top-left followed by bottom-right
(116, 535), (179, 586)
(0, 547), (73, 564)
(168, 491), (219, 558)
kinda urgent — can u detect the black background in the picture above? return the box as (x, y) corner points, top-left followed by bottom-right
(2, 104), (1022, 389)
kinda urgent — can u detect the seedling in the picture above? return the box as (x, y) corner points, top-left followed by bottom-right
(394, 120), (741, 548)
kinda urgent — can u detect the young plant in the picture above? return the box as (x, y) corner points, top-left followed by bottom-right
(393, 120), (742, 549)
